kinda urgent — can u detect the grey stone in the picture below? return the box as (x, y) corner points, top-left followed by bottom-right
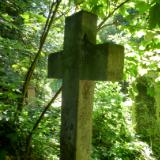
(48, 10), (124, 160)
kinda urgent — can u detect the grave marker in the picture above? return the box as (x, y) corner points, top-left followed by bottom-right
(48, 11), (124, 160)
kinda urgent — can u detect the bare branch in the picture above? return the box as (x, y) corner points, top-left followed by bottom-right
(97, 0), (131, 31)
(16, 0), (62, 114)
(31, 86), (62, 133)
(25, 86), (62, 159)
(41, 1), (57, 42)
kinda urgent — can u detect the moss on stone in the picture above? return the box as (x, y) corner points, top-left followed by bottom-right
(132, 76), (160, 158)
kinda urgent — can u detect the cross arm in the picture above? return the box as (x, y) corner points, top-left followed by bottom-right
(48, 43), (124, 81)
(48, 51), (63, 79)
(80, 43), (124, 81)
(96, 43), (124, 81)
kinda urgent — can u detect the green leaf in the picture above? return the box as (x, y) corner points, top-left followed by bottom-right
(0, 150), (6, 160)
(149, 3), (160, 28)
(21, 13), (30, 22)
(135, 1), (150, 13)
(75, 0), (85, 4)
(69, 0), (85, 5)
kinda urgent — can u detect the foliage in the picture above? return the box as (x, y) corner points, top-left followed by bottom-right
(132, 75), (160, 159)
(0, 0), (160, 159)
(92, 82), (155, 160)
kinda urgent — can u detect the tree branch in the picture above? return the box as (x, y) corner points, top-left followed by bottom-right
(16, 0), (62, 115)
(41, 1), (57, 42)
(25, 86), (62, 160)
(97, 0), (131, 31)
(32, 86), (62, 133)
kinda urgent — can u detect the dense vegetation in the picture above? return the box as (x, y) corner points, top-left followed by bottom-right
(0, 0), (160, 159)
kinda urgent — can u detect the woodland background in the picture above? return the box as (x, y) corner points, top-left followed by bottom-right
(0, 0), (160, 159)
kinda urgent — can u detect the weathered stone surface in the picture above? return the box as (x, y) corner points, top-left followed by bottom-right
(48, 51), (63, 79)
(80, 43), (124, 81)
(133, 76), (160, 158)
(60, 11), (97, 160)
(48, 10), (124, 160)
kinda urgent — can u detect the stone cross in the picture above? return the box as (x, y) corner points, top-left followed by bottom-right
(48, 11), (124, 160)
